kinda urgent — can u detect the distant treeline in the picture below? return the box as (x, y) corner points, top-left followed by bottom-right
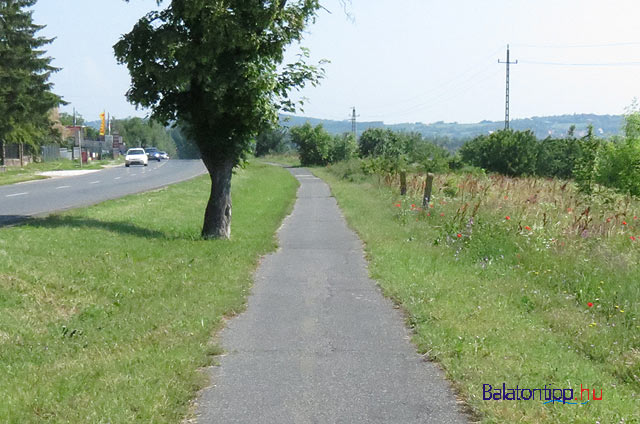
(259, 108), (640, 197)
(279, 113), (625, 152)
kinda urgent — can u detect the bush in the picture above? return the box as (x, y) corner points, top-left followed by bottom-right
(460, 129), (538, 177)
(290, 123), (332, 166)
(596, 138), (640, 196)
(255, 126), (290, 157)
(536, 135), (580, 179)
(329, 133), (357, 163)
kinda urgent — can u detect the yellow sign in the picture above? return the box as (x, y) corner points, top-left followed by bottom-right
(99, 112), (106, 136)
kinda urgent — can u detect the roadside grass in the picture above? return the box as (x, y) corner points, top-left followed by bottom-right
(0, 162), (298, 423)
(315, 165), (639, 424)
(0, 158), (121, 186)
(258, 153), (301, 167)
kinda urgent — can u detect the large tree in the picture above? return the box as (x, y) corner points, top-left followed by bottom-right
(0, 0), (62, 164)
(115, 0), (324, 239)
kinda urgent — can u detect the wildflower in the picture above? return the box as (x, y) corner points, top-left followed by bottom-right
(631, 236), (637, 241)
(524, 226), (531, 231)
(589, 322), (597, 327)
(623, 221), (627, 225)
(567, 208), (572, 213)
(427, 212), (431, 217)
(634, 216), (638, 220)
(588, 302), (593, 308)
(504, 196), (508, 200)
(440, 213), (445, 217)
(457, 233), (462, 238)
(606, 218), (611, 223)
(411, 204), (416, 209)
(395, 203), (401, 208)
(505, 216), (511, 220)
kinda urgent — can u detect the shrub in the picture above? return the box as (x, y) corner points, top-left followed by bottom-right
(290, 123), (332, 166)
(255, 126), (290, 156)
(330, 133), (357, 163)
(460, 129), (538, 177)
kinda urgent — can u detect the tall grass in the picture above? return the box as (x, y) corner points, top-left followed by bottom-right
(317, 164), (639, 424)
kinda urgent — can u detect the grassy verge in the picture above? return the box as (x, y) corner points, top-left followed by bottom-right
(0, 162), (298, 423)
(315, 165), (639, 424)
(0, 158), (122, 186)
(258, 153), (300, 167)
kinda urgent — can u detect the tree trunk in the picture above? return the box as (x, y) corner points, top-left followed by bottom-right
(201, 158), (234, 239)
(0, 140), (5, 166)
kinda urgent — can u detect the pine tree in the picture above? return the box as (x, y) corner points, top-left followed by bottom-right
(0, 0), (62, 165)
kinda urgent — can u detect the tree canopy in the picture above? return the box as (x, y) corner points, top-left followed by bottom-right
(0, 0), (62, 161)
(115, 0), (324, 238)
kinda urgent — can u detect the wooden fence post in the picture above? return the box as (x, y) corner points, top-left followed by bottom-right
(422, 173), (434, 208)
(400, 171), (407, 195)
(19, 142), (24, 167)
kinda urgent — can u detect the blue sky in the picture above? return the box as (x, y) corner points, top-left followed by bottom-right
(32, 0), (640, 125)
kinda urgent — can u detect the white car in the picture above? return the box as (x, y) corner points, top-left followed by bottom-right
(125, 148), (148, 167)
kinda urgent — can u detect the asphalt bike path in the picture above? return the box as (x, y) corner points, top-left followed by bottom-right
(196, 167), (468, 423)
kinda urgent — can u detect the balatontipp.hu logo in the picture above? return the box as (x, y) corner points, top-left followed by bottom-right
(483, 383), (603, 405)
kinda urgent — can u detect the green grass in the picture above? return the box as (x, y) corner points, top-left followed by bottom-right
(0, 158), (121, 186)
(258, 153), (301, 167)
(0, 162), (298, 423)
(315, 166), (639, 424)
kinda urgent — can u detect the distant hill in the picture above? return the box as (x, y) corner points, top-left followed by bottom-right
(279, 113), (624, 151)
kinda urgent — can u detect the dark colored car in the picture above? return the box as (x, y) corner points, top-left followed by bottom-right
(145, 147), (162, 161)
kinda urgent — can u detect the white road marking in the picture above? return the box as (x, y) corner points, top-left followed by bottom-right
(56, 185), (71, 189)
(90, 181), (101, 184)
(114, 177), (121, 180)
(6, 192), (28, 197)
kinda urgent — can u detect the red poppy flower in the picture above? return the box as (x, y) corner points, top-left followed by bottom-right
(567, 208), (573, 213)
(623, 221), (627, 225)
(634, 216), (638, 220)
(587, 302), (593, 308)
(631, 236), (637, 241)
(395, 203), (401, 208)
(457, 233), (462, 238)
(505, 216), (511, 220)
(525, 226), (531, 231)
(504, 196), (508, 200)
(411, 204), (416, 209)
(606, 218), (611, 223)
(440, 213), (445, 217)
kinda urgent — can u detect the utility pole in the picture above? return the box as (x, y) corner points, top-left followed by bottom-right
(498, 44), (517, 130)
(350, 107), (359, 140)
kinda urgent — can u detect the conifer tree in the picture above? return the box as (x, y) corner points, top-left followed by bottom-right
(0, 0), (62, 164)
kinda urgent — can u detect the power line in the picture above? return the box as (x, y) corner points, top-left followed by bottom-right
(519, 59), (640, 67)
(361, 46), (504, 116)
(513, 41), (640, 49)
(498, 44), (517, 130)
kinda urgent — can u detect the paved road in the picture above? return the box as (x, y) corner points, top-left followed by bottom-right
(195, 168), (468, 424)
(0, 160), (206, 226)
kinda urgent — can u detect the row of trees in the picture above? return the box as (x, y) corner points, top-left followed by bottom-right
(56, 112), (190, 160)
(458, 115), (640, 196)
(256, 123), (452, 175)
